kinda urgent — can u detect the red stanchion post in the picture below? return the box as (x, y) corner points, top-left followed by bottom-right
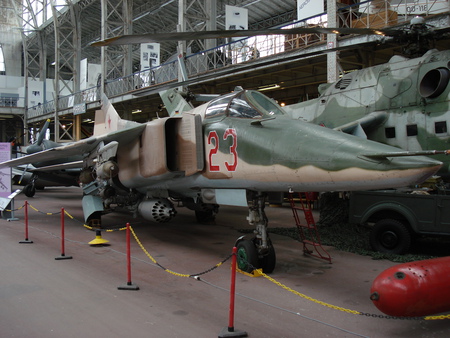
(55, 207), (72, 260)
(219, 246), (247, 338)
(19, 201), (33, 244)
(118, 223), (139, 290)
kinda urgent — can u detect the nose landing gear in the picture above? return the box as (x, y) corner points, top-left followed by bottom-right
(236, 193), (276, 274)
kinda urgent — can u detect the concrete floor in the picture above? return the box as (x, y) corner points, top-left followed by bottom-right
(1, 186), (450, 338)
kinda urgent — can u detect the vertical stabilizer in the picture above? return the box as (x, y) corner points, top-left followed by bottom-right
(159, 88), (194, 117)
(94, 94), (122, 136)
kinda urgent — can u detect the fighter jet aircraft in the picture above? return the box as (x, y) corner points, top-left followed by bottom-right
(13, 119), (82, 197)
(0, 87), (444, 273)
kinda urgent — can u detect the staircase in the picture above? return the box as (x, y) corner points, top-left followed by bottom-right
(288, 191), (331, 263)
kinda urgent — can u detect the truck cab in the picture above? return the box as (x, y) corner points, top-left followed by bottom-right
(349, 188), (450, 254)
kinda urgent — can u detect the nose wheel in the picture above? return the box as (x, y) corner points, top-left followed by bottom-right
(236, 239), (258, 273)
(236, 193), (277, 274)
(236, 238), (276, 274)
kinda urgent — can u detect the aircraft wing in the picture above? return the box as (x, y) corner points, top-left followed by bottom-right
(29, 161), (84, 171)
(0, 124), (146, 169)
(333, 111), (388, 138)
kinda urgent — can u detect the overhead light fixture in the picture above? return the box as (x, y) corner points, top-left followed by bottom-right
(258, 84), (280, 92)
(132, 109), (142, 114)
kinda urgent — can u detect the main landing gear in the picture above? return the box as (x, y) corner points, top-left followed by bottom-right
(236, 193), (276, 274)
(23, 174), (39, 197)
(23, 183), (36, 197)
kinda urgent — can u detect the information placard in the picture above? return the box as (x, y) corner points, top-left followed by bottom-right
(0, 142), (12, 198)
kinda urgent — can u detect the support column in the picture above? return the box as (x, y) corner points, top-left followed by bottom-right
(178, 0), (217, 53)
(327, 0), (339, 83)
(100, 0), (133, 97)
(205, 0), (217, 50)
(50, 0), (81, 142)
(11, 0), (48, 144)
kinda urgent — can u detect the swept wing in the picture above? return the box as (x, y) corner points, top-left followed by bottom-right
(0, 124), (146, 170)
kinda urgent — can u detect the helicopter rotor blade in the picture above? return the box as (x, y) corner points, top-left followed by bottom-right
(91, 26), (392, 47)
(131, 39), (381, 97)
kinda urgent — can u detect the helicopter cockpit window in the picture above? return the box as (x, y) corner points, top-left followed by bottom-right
(205, 93), (235, 119)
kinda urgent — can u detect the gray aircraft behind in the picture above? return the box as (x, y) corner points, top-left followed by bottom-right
(13, 119), (81, 197)
(0, 87), (444, 273)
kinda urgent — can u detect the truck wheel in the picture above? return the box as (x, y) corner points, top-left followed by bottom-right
(370, 219), (411, 254)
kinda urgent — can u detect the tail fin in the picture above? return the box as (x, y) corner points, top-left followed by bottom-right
(94, 94), (122, 136)
(159, 88), (194, 117)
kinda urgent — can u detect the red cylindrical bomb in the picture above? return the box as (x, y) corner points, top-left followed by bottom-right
(370, 256), (450, 317)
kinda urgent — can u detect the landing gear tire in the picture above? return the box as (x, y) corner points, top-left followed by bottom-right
(259, 240), (276, 274)
(370, 219), (411, 254)
(237, 239), (259, 273)
(24, 184), (36, 198)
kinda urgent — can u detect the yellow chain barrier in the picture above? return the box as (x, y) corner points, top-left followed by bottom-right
(424, 314), (450, 320)
(1, 204), (25, 212)
(63, 209), (126, 232)
(258, 268), (450, 320)
(8, 203), (450, 320)
(28, 203), (59, 215)
(129, 225), (230, 278)
(259, 269), (361, 315)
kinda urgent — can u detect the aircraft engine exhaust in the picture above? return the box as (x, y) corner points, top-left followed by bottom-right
(96, 161), (119, 179)
(138, 199), (177, 223)
(419, 67), (450, 98)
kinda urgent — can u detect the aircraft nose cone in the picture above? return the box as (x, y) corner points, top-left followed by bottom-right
(347, 143), (443, 189)
(303, 126), (444, 190)
(388, 156), (442, 184)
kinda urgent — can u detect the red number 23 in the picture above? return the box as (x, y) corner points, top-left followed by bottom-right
(208, 129), (238, 172)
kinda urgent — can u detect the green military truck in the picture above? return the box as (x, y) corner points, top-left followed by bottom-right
(349, 189), (450, 254)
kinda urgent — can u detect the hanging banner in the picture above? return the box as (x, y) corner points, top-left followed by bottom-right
(140, 43), (160, 71)
(0, 142), (12, 198)
(391, 0), (449, 15)
(297, 0), (324, 21)
(80, 58), (88, 90)
(226, 5), (248, 41)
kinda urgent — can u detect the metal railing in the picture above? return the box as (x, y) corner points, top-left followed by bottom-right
(0, 96), (24, 108)
(25, 0), (448, 121)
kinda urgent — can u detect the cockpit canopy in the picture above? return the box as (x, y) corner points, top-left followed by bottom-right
(205, 90), (286, 120)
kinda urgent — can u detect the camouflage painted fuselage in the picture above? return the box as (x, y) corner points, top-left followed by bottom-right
(285, 49), (450, 174)
(116, 89), (442, 200)
(0, 90), (442, 218)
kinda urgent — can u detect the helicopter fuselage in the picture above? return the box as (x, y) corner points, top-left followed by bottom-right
(285, 49), (450, 174)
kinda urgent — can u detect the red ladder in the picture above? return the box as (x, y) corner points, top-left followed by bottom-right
(288, 191), (331, 263)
